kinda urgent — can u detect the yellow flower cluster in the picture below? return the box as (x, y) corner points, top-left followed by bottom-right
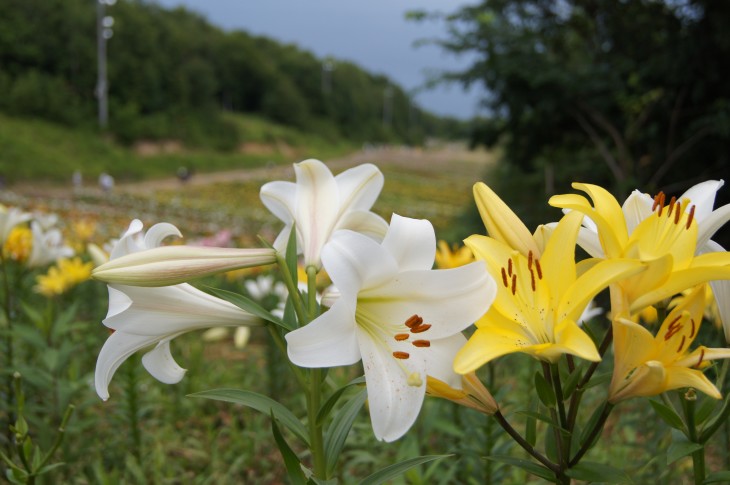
(35, 257), (93, 298)
(3, 226), (33, 262)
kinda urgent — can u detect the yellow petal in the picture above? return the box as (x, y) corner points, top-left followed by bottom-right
(609, 361), (667, 402)
(558, 259), (646, 323)
(631, 265), (730, 313)
(454, 325), (527, 374)
(473, 183), (540, 257)
(540, 211), (582, 306)
(664, 367), (722, 399)
(552, 319), (601, 362)
(653, 285), (706, 363)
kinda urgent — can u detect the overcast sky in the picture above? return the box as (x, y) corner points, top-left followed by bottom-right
(152, 0), (483, 119)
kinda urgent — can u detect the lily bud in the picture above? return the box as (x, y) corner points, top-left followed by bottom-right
(92, 246), (277, 286)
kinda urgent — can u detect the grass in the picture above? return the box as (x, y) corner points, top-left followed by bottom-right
(0, 113), (358, 184)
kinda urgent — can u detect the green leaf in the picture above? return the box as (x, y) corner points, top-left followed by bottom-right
(517, 410), (557, 428)
(566, 461), (632, 483)
(562, 365), (583, 398)
(667, 438), (703, 465)
(207, 287), (292, 330)
(534, 371), (556, 407)
(578, 403), (609, 453)
(271, 412), (307, 485)
(703, 471), (730, 483)
(695, 395), (718, 426)
(190, 388), (308, 445)
(649, 400), (685, 430)
(360, 455), (452, 485)
(324, 388), (367, 475)
(286, 222), (299, 286)
(584, 372), (611, 389)
(317, 376), (366, 426)
(486, 455), (556, 482)
(35, 462), (66, 476)
(525, 411), (537, 447)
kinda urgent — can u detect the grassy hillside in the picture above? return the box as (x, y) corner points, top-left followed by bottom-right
(0, 113), (357, 184)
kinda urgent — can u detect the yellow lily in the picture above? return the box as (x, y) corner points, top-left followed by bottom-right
(426, 372), (498, 415)
(550, 183), (730, 316)
(435, 240), (475, 269)
(473, 182), (549, 258)
(609, 285), (730, 402)
(454, 211), (646, 374)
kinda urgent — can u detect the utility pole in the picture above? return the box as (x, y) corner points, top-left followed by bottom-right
(96, 0), (115, 129)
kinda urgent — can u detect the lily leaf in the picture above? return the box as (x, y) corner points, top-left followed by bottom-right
(317, 376), (366, 426)
(286, 222), (299, 286)
(207, 287), (292, 330)
(534, 371), (556, 407)
(486, 455), (556, 482)
(667, 437), (703, 465)
(325, 388), (367, 476)
(704, 471), (730, 483)
(649, 400), (685, 430)
(562, 366), (583, 398)
(360, 455), (452, 485)
(271, 411), (307, 485)
(190, 389), (308, 445)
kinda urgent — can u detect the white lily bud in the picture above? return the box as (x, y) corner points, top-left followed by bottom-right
(92, 245), (277, 286)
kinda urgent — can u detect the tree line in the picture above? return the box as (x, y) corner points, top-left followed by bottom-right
(0, 0), (467, 149)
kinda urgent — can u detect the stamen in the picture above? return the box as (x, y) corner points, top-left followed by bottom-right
(410, 323), (432, 334)
(696, 348), (706, 368)
(394, 333), (410, 341)
(686, 205), (695, 229)
(405, 315), (423, 328)
(501, 267), (508, 287)
(677, 335), (686, 353)
(507, 258), (513, 276)
(511, 274), (517, 295)
(412, 339), (431, 348)
(652, 193), (661, 211)
(657, 192), (666, 217)
(535, 259), (543, 279)
(667, 196), (677, 217)
(528, 251), (533, 270)
(674, 201), (681, 224)
(664, 316), (683, 340)
(689, 318), (696, 338)
(393, 351), (410, 359)
(530, 268), (536, 291)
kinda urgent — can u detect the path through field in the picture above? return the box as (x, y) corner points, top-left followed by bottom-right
(1, 145), (495, 243)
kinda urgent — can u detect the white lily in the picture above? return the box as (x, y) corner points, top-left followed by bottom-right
(95, 220), (261, 400)
(286, 214), (496, 442)
(568, 180), (730, 339)
(260, 159), (388, 269)
(0, 205), (32, 245)
(26, 221), (74, 268)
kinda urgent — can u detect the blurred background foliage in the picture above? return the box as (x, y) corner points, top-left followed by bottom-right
(411, 0), (730, 246)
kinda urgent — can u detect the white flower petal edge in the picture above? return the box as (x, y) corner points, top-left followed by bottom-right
(0, 205), (32, 245)
(95, 220), (261, 400)
(286, 214), (496, 441)
(259, 159), (388, 268)
(27, 221), (74, 268)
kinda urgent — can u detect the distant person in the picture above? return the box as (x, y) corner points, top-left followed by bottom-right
(72, 170), (83, 192)
(177, 166), (193, 184)
(99, 172), (114, 193)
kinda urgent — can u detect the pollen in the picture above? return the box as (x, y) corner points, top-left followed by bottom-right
(677, 335), (686, 353)
(511, 273), (517, 295)
(689, 318), (696, 338)
(393, 351), (410, 359)
(674, 201), (682, 224)
(528, 251), (533, 270)
(530, 268), (536, 291)
(534, 259), (543, 279)
(501, 267), (508, 287)
(507, 258), (513, 276)
(696, 348), (706, 368)
(667, 196), (677, 217)
(412, 339), (431, 348)
(410, 323), (432, 334)
(405, 315), (423, 328)
(394, 333), (409, 341)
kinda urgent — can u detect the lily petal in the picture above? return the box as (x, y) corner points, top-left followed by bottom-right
(142, 340), (186, 384)
(285, 300), (361, 368)
(334, 163), (384, 213)
(381, 214), (435, 271)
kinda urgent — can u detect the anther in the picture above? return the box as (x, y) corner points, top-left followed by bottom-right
(535, 259), (543, 279)
(393, 351), (410, 359)
(667, 196), (676, 217)
(412, 340), (431, 348)
(530, 268), (536, 291)
(664, 316), (683, 340)
(394, 333), (409, 341)
(501, 267), (508, 287)
(674, 201), (681, 224)
(677, 335), (686, 353)
(652, 193), (661, 211)
(528, 251), (533, 270)
(507, 258), (513, 276)
(410, 323), (432, 334)
(405, 315), (423, 328)
(511, 273), (517, 295)
(696, 348), (706, 368)
(657, 192), (666, 216)
(686, 205), (695, 229)
(689, 318), (696, 339)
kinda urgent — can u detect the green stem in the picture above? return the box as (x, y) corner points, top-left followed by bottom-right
(275, 252), (307, 326)
(542, 363), (566, 470)
(266, 325), (307, 389)
(305, 266), (326, 479)
(493, 411), (563, 479)
(1, 254), (15, 451)
(569, 402), (614, 466)
(682, 392), (705, 484)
